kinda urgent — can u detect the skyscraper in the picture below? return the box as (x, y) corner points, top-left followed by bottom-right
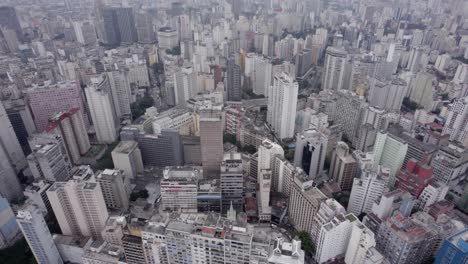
(267, 72), (298, 139)
(0, 101), (27, 173)
(329, 142), (357, 191)
(199, 108), (223, 177)
(16, 204), (63, 264)
(348, 167), (388, 216)
(115, 7), (137, 44)
(345, 222), (381, 264)
(226, 57), (242, 101)
(435, 228), (468, 264)
(107, 71), (132, 120)
(310, 198), (346, 244)
(0, 197), (21, 249)
(0, 6), (22, 41)
(321, 47), (347, 91)
(46, 168), (109, 239)
(96, 169), (129, 211)
(372, 131), (408, 186)
(442, 96), (468, 147)
(27, 142), (72, 182)
(111, 140), (144, 179)
(410, 72), (434, 111)
(101, 7), (121, 45)
(220, 152), (244, 213)
(86, 75), (119, 143)
(293, 129), (328, 178)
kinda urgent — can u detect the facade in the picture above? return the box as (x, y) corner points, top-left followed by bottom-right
(220, 152), (244, 213)
(27, 142), (72, 182)
(16, 204), (63, 264)
(293, 129), (328, 178)
(0, 101), (27, 172)
(96, 169), (129, 211)
(410, 71), (434, 111)
(47, 108), (90, 165)
(435, 228), (468, 264)
(107, 71), (132, 119)
(267, 72), (298, 139)
(321, 47), (347, 91)
(101, 7), (121, 45)
(26, 81), (87, 132)
(86, 75), (119, 143)
(418, 181), (449, 210)
(123, 235), (145, 264)
(160, 166), (201, 212)
(199, 108), (223, 177)
(372, 131), (408, 186)
(226, 57), (242, 101)
(368, 78), (407, 111)
(442, 96), (468, 147)
(395, 159), (433, 198)
(431, 143), (468, 187)
(335, 90), (368, 148)
(111, 140), (144, 179)
(46, 171), (109, 239)
(115, 7), (137, 44)
(345, 222), (381, 264)
(348, 167), (388, 216)
(329, 142), (357, 191)
(310, 198), (346, 244)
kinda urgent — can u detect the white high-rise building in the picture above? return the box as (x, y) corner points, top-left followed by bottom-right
(368, 78), (407, 111)
(442, 96), (468, 147)
(453, 63), (468, 84)
(345, 222), (380, 264)
(267, 72), (298, 139)
(315, 213), (357, 264)
(17, 204), (63, 264)
(293, 129), (328, 178)
(410, 72), (434, 111)
(27, 142), (72, 181)
(418, 181), (449, 210)
(348, 167), (389, 216)
(46, 170), (109, 239)
(329, 142), (357, 191)
(107, 71), (132, 120)
(372, 131), (408, 186)
(253, 56), (272, 95)
(173, 63), (197, 105)
(111, 141), (144, 179)
(322, 47), (347, 91)
(0, 101), (27, 173)
(85, 75), (118, 143)
(96, 169), (129, 211)
(310, 198), (346, 244)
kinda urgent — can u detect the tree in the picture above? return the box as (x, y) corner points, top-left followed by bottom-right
(295, 231), (314, 254)
(130, 189), (149, 201)
(131, 95), (155, 119)
(223, 133), (237, 144)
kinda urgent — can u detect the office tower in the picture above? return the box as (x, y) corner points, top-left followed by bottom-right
(335, 90), (368, 148)
(295, 48), (312, 78)
(348, 167), (388, 216)
(4, 98), (36, 156)
(199, 108), (223, 177)
(293, 129), (328, 178)
(0, 6), (22, 40)
(0, 101), (27, 172)
(267, 72), (298, 139)
(121, 128), (184, 167)
(315, 213), (357, 264)
(107, 71), (132, 120)
(47, 108), (90, 165)
(115, 7), (137, 44)
(368, 78), (407, 111)
(431, 143), (468, 186)
(226, 57), (242, 101)
(0, 197), (20, 249)
(288, 173), (327, 234)
(86, 75), (119, 143)
(310, 198), (346, 244)
(372, 131), (408, 186)
(395, 159), (433, 198)
(111, 141), (143, 179)
(46, 172), (109, 239)
(27, 142), (72, 182)
(220, 152), (244, 214)
(329, 142), (357, 191)
(435, 228), (468, 264)
(96, 169), (129, 211)
(101, 7), (121, 45)
(418, 181), (449, 210)
(253, 56), (272, 95)
(321, 47), (347, 91)
(16, 204), (63, 264)
(345, 222), (381, 264)
(123, 235), (145, 264)
(173, 63), (197, 105)
(160, 166), (200, 212)
(376, 213), (436, 264)
(442, 96), (468, 147)
(410, 72), (434, 111)
(26, 81), (88, 132)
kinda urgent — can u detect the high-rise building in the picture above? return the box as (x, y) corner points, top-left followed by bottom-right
(348, 167), (389, 216)
(345, 221), (382, 264)
(0, 197), (21, 249)
(101, 7), (121, 45)
(372, 131), (408, 186)
(315, 213), (357, 264)
(288, 173), (327, 234)
(0, 101), (27, 173)
(430, 143), (468, 187)
(86, 75), (119, 143)
(0, 140), (23, 201)
(226, 57), (242, 101)
(418, 181), (449, 210)
(135, 11), (155, 43)
(115, 7), (137, 44)
(0, 6), (22, 41)
(46, 168), (109, 239)
(329, 142), (357, 191)
(395, 159), (433, 198)
(376, 213), (436, 264)
(434, 228), (468, 264)
(295, 48), (312, 78)
(122, 235), (145, 264)
(26, 81), (88, 132)
(111, 141), (144, 179)
(106, 71), (132, 120)
(410, 72), (434, 111)
(96, 169), (129, 211)
(310, 198), (346, 244)
(293, 129), (328, 178)
(321, 47), (347, 91)
(16, 204), (63, 264)
(267, 72), (298, 139)
(27, 142), (72, 182)
(442, 96), (468, 147)
(160, 166), (201, 212)
(199, 108), (223, 177)
(4, 98), (36, 156)
(368, 78), (407, 111)
(253, 56), (272, 95)
(220, 152), (244, 214)
(335, 90), (368, 148)
(173, 63), (197, 105)
(46, 108), (90, 165)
